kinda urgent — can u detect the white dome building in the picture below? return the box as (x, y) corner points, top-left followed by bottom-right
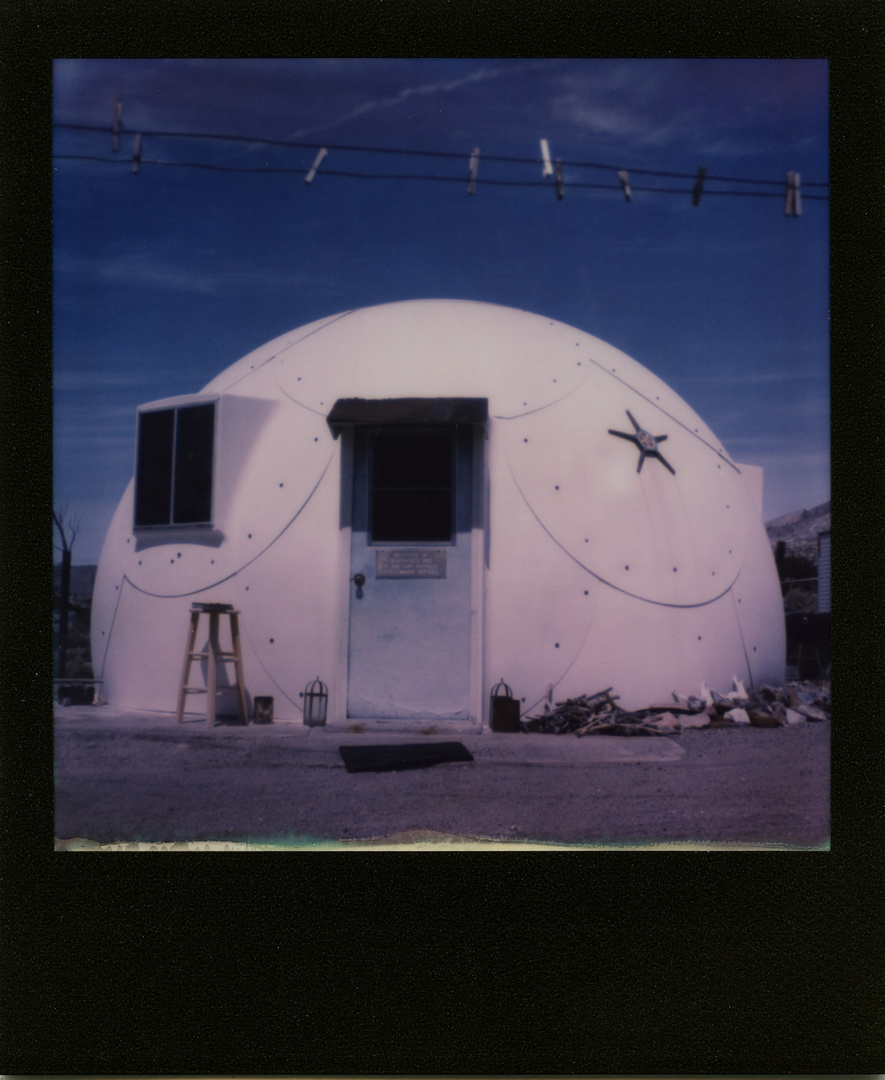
(91, 299), (785, 728)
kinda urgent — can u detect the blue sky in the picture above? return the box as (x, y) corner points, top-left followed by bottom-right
(53, 58), (829, 564)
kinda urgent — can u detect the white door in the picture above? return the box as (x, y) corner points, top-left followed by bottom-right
(346, 424), (475, 720)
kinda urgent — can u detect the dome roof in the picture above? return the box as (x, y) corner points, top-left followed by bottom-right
(200, 299), (746, 607)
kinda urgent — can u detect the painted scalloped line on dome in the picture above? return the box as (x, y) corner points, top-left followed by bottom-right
(581, 353), (740, 473)
(120, 451), (335, 600)
(518, 582), (603, 717)
(212, 309), (358, 393)
(490, 370), (591, 420)
(505, 458), (741, 609)
(274, 377), (331, 417)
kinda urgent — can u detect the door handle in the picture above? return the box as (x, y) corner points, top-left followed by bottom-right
(352, 573), (366, 587)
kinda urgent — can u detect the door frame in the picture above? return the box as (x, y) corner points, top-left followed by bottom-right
(331, 421), (487, 730)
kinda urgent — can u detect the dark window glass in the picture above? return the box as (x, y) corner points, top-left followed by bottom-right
(173, 404), (214, 523)
(371, 430), (453, 542)
(134, 410), (174, 526)
(134, 403), (214, 527)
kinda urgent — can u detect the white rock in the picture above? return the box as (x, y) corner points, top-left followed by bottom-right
(700, 681), (715, 706)
(680, 713), (710, 729)
(725, 708), (750, 725)
(785, 708), (805, 725)
(651, 712), (681, 728)
(732, 677), (749, 698)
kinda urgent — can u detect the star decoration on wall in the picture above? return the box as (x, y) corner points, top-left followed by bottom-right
(608, 410), (676, 474)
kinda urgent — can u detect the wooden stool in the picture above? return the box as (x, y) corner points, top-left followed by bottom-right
(176, 603), (248, 726)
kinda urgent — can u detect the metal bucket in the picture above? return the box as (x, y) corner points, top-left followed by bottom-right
(489, 680), (521, 733)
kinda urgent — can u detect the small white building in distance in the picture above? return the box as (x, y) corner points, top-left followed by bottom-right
(91, 300), (785, 728)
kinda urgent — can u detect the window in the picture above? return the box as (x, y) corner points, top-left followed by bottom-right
(370, 429), (454, 542)
(134, 402), (215, 527)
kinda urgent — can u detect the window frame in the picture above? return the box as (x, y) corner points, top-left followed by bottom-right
(133, 395), (218, 530)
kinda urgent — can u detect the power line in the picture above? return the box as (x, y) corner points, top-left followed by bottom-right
(51, 152), (830, 202)
(53, 121), (830, 189)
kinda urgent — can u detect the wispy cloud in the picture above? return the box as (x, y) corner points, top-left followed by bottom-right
(54, 248), (339, 298)
(285, 65), (514, 141)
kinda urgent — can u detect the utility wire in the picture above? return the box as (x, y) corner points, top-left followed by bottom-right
(53, 122), (830, 188)
(52, 153), (830, 200)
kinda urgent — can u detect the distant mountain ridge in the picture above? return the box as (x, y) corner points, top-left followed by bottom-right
(765, 501), (830, 565)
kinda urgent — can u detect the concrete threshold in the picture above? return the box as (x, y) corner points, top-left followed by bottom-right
(55, 704), (685, 764)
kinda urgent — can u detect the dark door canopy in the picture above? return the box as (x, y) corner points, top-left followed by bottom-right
(327, 397), (488, 438)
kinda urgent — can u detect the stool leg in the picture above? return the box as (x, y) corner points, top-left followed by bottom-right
(229, 612), (249, 724)
(176, 611), (201, 723)
(207, 611), (220, 727)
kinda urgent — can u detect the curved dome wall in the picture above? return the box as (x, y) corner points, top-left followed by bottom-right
(91, 300), (785, 724)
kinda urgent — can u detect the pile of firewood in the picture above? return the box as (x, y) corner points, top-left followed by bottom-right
(522, 680), (830, 736)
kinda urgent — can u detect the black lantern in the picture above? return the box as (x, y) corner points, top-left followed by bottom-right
(489, 678), (521, 733)
(303, 677), (328, 726)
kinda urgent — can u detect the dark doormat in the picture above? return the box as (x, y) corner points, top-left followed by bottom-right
(338, 741), (474, 773)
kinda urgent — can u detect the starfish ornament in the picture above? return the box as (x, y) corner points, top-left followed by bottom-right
(608, 410), (676, 475)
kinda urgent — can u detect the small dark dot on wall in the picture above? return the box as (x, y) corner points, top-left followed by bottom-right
(523, 402), (527, 406)
(625, 565), (630, 570)
(524, 438), (528, 443)
(177, 552), (181, 558)
(698, 636), (702, 640)
(729, 549), (732, 554)
(314, 437), (318, 442)
(248, 533), (252, 538)
(584, 538), (589, 543)
(521, 697), (526, 703)
(127, 538), (130, 543)
(673, 567), (678, 572)
(102, 631), (105, 636)
(138, 560), (142, 565)
(577, 362), (581, 366)
(656, 396), (660, 400)
(115, 585), (119, 590)
(738, 598), (742, 604)
(554, 643), (560, 648)
(584, 590), (589, 595)
(297, 376), (301, 381)
(753, 646), (757, 652)
(299, 692), (303, 698)
(712, 571), (716, 576)
(555, 485), (560, 490)
(279, 483), (284, 487)
(553, 379), (557, 383)
(245, 586), (249, 591)
(170, 559), (174, 564)
(726, 504), (730, 509)
(211, 560), (215, 564)
(269, 638), (274, 644)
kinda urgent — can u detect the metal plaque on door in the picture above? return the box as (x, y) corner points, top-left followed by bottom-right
(375, 549), (447, 579)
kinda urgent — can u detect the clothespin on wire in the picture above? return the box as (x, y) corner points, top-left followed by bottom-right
(618, 170), (632, 202)
(555, 158), (564, 200)
(691, 166), (707, 206)
(467, 148), (480, 195)
(785, 171), (802, 216)
(539, 139), (554, 178)
(131, 133), (142, 175)
(111, 98), (122, 153)
(304, 147), (328, 185)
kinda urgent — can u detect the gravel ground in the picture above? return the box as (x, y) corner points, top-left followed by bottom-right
(54, 706), (829, 848)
